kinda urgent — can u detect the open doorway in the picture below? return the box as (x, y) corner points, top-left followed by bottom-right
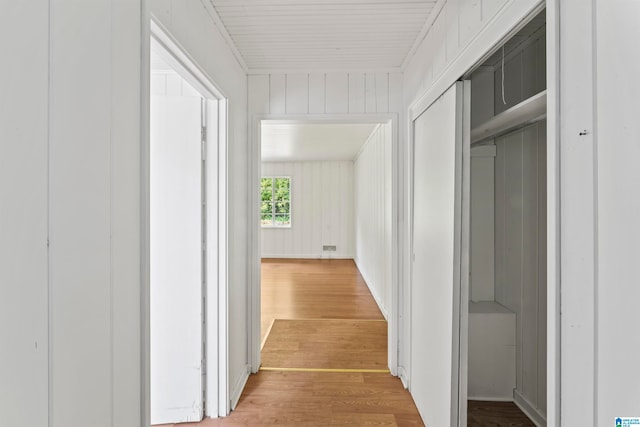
(149, 22), (229, 424)
(465, 9), (547, 426)
(255, 119), (397, 373)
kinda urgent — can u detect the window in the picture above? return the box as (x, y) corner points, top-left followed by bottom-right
(261, 177), (291, 227)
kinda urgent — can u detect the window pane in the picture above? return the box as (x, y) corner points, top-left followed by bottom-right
(274, 214), (290, 226)
(275, 201), (290, 214)
(261, 213), (273, 226)
(261, 201), (273, 215)
(261, 178), (273, 202)
(274, 178), (290, 201)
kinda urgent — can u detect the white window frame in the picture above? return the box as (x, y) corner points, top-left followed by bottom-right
(260, 176), (292, 228)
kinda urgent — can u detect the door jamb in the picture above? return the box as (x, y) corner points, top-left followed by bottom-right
(248, 113), (401, 378)
(143, 17), (230, 420)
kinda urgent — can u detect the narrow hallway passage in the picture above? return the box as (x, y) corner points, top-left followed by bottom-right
(175, 258), (422, 426)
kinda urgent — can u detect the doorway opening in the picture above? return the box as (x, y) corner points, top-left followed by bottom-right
(465, 8), (547, 426)
(149, 21), (228, 425)
(252, 118), (399, 377)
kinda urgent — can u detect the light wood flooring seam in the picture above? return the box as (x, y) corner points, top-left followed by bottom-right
(259, 367), (391, 373)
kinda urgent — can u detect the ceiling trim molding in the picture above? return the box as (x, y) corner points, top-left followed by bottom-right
(201, 0), (250, 73)
(401, 0), (447, 71)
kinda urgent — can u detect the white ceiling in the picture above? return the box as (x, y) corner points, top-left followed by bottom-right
(261, 122), (378, 162)
(208, 0), (440, 71)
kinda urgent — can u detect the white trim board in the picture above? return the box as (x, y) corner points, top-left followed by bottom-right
(229, 366), (250, 410)
(261, 254), (354, 260)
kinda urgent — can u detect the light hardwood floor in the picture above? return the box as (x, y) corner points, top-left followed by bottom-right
(155, 258), (534, 426)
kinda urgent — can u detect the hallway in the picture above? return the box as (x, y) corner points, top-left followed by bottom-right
(158, 258), (423, 426)
(154, 258), (538, 426)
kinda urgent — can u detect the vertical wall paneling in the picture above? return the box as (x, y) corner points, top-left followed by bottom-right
(0, 3), (50, 425)
(308, 73), (326, 114)
(388, 73), (404, 115)
(536, 125), (547, 415)
(269, 74), (286, 115)
(348, 73), (366, 114)
(482, 0), (507, 21)
(445, 0), (461, 62)
(521, 124), (539, 404)
(111, 1), (142, 424)
(493, 121), (547, 418)
(375, 73), (390, 113)
(469, 147), (495, 302)
(594, 3), (640, 422)
(557, 2), (596, 423)
(325, 73), (349, 114)
(365, 73), (377, 113)
(354, 123), (393, 317)
(430, 14), (447, 78)
(49, 2), (113, 425)
(248, 75), (270, 115)
(459, 0), (483, 48)
(285, 73), (309, 115)
(249, 71), (395, 118)
(261, 161), (354, 259)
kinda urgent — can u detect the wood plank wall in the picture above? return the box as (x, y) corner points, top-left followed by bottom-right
(494, 120), (547, 418)
(354, 123), (393, 318)
(248, 72), (402, 116)
(261, 161), (354, 259)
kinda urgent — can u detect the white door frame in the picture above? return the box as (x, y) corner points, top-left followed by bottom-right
(248, 113), (401, 376)
(143, 18), (230, 421)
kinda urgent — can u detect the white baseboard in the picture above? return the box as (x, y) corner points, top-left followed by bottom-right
(229, 366), (250, 410)
(467, 395), (513, 402)
(513, 389), (547, 427)
(261, 253), (353, 259)
(398, 366), (409, 389)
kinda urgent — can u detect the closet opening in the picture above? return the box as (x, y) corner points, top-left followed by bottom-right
(465, 8), (547, 426)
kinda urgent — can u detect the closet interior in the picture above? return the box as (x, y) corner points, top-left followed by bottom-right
(466, 9), (547, 425)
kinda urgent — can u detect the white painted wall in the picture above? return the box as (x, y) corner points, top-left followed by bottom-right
(2, 0), (246, 424)
(354, 123), (393, 318)
(1, 1), (144, 426)
(470, 146), (496, 302)
(494, 121), (547, 419)
(249, 72), (402, 116)
(0, 3), (49, 426)
(261, 161), (354, 259)
(150, 0), (250, 411)
(554, 0), (640, 424)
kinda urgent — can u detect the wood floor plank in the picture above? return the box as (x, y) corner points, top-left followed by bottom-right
(261, 259), (385, 342)
(467, 400), (536, 426)
(261, 318), (388, 370)
(153, 260), (535, 426)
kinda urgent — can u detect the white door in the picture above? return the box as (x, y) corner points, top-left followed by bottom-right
(151, 96), (204, 424)
(410, 81), (469, 427)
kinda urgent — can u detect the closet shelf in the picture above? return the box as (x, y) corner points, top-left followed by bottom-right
(471, 90), (546, 144)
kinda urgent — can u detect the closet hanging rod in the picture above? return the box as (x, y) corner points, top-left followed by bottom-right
(471, 90), (546, 145)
